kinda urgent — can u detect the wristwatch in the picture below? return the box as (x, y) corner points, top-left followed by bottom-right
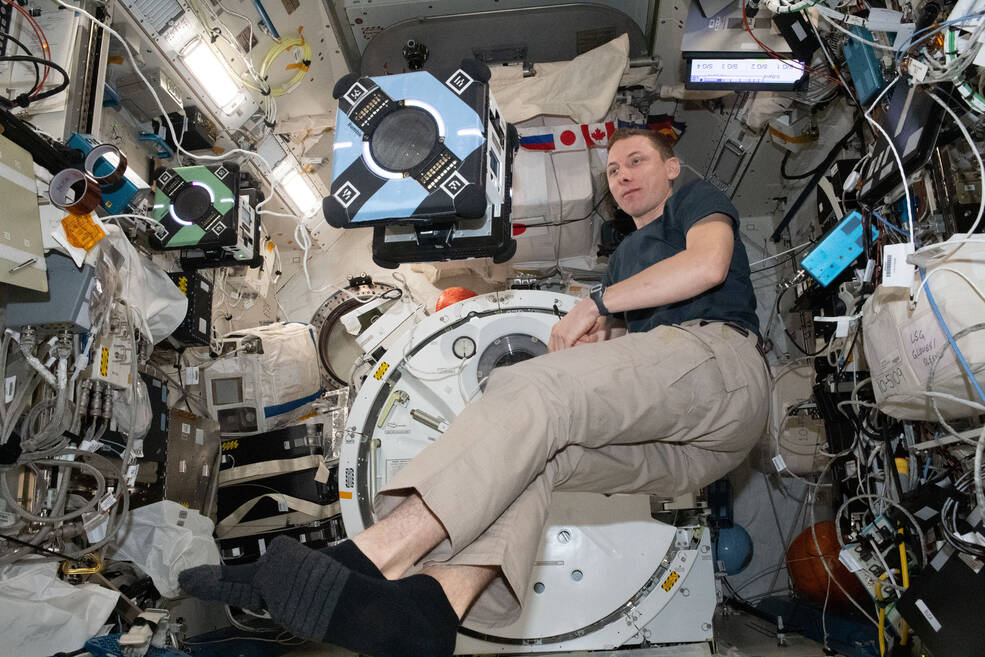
(590, 284), (610, 317)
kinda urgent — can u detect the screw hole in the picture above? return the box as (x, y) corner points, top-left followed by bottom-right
(533, 582), (545, 594)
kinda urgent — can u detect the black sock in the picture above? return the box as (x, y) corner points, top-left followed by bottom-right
(255, 535), (459, 657)
(177, 539), (384, 608)
(178, 562), (264, 610)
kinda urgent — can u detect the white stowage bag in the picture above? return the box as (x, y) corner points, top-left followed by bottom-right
(489, 34), (629, 124)
(205, 322), (323, 431)
(862, 241), (985, 420)
(87, 225), (188, 344)
(107, 501), (220, 598)
(0, 562), (119, 657)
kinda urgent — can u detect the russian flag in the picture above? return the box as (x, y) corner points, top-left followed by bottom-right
(520, 133), (555, 151)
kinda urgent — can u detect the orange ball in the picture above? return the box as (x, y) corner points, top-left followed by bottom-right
(435, 286), (478, 311)
(786, 521), (867, 610)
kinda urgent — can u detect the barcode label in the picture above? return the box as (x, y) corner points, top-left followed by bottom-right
(882, 243), (915, 288)
(99, 493), (117, 512)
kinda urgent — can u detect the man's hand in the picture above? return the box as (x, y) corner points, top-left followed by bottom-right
(549, 298), (601, 352)
(575, 317), (628, 345)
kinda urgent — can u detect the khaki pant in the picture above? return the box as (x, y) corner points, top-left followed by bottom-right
(374, 321), (771, 626)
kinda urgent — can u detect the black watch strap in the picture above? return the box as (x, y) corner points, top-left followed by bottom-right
(590, 284), (610, 317)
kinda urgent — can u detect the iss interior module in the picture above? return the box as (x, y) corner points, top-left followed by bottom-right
(339, 291), (716, 653)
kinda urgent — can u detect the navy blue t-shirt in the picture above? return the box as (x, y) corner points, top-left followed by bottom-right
(603, 179), (759, 336)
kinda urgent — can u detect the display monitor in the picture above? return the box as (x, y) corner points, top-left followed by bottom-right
(686, 57), (808, 91)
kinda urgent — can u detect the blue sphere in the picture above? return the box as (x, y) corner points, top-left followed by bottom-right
(715, 525), (754, 575)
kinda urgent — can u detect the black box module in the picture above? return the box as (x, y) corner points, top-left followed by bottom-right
(158, 106), (218, 151)
(897, 549), (985, 657)
(167, 270), (213, 346)
(371, 122), (517, 267)
(140, 373), (170, 462)
(216, 423), (340, 560)
(180, 173), (263, 270)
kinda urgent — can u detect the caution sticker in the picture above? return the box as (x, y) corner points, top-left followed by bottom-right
(61, 213), (106, 250)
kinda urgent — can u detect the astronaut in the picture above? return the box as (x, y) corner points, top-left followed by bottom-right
(180, 128), (770, 657)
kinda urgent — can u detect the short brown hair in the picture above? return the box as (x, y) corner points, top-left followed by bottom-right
(608, 127), (675, 160)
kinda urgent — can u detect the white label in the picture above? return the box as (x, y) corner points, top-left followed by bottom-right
(882, 242), (916, 287)
(315, 459), (331, 484)
(908, 58), (929, 82)
(80, 439), (102, 452)
(198, 317), (208, 334)
(839, 548), (863, 572)
(181, 422), (191, 435)
(126, 464), (139, 486)
(83, 512), (108, 543)
(386, 458), (413, 482)
(202, 464), (210, 477)
(132, 439), (144, 458)
(195, 429), (204, 445)
(277, 496), (289, 512)
(99, 493), (117, 512)
(179, 459), (187, 473)
(4, 376), (15, 404)
(772, 454), (788, 472)
(915, 599), (943, 632)
(258, 537), (267, 554)
(791, 21), (807, 41)
(0, 511), (15, 527)
(184, 367), (200, 385)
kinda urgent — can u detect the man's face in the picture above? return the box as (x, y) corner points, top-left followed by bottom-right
(606, 135), (681, 227)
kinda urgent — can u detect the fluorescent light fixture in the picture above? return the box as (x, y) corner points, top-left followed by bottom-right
(180, 38), (242, 113)
(280, 169), (321, 217)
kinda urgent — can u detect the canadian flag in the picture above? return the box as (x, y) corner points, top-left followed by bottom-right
(581, 122), (615, 147)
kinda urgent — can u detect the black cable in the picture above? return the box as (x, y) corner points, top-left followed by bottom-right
(0, 532), (75, 559)
(783, 327), (829, 356)
(518, 191), (612, 229)
(775, 285), (829, 357)
(0, 31), (40, 97)
(771, 117), (864, 242)
(0, 55), (69, 108)
(780, 149), (826, 181)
